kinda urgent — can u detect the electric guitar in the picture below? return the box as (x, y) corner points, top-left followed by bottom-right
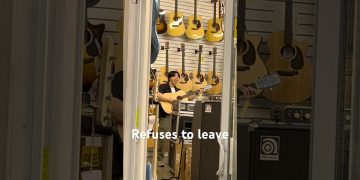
(192, 45), (208, 91)
(156, 0), (167, 34)
(159, 85), (212, 114)
(205, 0), (224, 42)
(207, 47), (222, 95)
(167, 0), (186, 37)
(185, 0), (205, 39)
(176, 43), (193, 92)
(236, 0), (267, 97)
(263, 0), (313, 103)
(158, 42), (170, 84)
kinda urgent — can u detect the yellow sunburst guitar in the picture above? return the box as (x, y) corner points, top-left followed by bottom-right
(263, 0), (313, 103)
(167, 0), (186, 37)
(159, 42), (170, 84)
(205, 0), (224, 42)
(236, 0), (267, 97)
(207, 47), (222, 95)
(156, 0), (167, 34)
(185, 0), (204, 39)
(176, 43), (193, 92)
(192, 45), (208, 91)
(159, 85), (212, 114)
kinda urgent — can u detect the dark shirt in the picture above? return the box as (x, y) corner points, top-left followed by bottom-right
(111, 71), (123, 178)
(158, 83), (180, 118)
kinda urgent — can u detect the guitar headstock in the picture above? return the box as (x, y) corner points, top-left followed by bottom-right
(181, 43), (185, 52)
(209, 47), (217, 55)
(255, 73), (281, 89)
(165, 41), (169, 49)
(195, 45), (203, 54)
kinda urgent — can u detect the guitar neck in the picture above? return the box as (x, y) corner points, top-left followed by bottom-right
(175, 0), (178, 19)
(284, 0), (293, 44)
(198, 52), (202, 75)
(194, 0), (197, 20)
(213, 1), (217, 24)
(179, 90), (198, 100)
(237, 0), (246, 41)
(182, 50), (185, 73)
(166, 49), (169, 73)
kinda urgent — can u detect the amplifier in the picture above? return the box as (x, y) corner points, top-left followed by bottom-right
(172, 101), (196, 115)
(271, 105), (312, 123)
(171, 114), (193, 138)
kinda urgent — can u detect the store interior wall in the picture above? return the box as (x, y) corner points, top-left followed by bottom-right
(0, 0), (12, 178)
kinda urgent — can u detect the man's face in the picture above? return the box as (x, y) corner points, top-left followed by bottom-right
(169, 74), (179, 86)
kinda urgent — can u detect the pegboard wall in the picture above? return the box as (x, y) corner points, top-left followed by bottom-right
(86, 0), (318, 120)
(87, 0), (124, 71)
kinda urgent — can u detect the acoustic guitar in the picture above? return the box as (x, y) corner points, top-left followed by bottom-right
(156, 0), (167, 34)
(159, 85), (212, 114)
(158, 42), (170, 84)
(236, 0), (267, 97)
(263, 0), (313, 104)
(207, 47), (222, 95)
(192, 45), (208, 91)
(185, 0), (205, 39)
(205, 0), (224, 42)
(176, 43), (193, 92)
(167, 0), (186, 37)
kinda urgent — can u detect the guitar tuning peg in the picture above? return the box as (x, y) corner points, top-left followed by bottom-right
(177, 48), (181, 52)
(161, 46), (164, 50)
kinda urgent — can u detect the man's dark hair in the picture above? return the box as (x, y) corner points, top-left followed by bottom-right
(167, 71), (180, 79)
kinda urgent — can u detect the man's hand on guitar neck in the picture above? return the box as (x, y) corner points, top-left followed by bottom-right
(239, 86), (257, 100)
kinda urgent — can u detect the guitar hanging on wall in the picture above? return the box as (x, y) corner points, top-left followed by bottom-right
(192, 45), (208, 91)
(156, 0), (167, 34)
(167, 0), (186, 36)
(185, 0), (205, 39)
(176, 43), (193, 92)
(158, 42), (170, 84)
(207, 47), (222, 95)
(236, 0), (267, 97)
(263, 0), (313, 103)
(205, 0), (224, 42)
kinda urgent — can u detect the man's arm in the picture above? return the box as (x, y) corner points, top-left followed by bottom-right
(238, 86), (257, 100)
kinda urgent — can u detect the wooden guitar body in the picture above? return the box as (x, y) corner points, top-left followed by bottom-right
(191, 71), (208, 91)
(205, 18), (224, 42)
(207, 71), (222, 95)
(83, 58), (97, 92)
(263, 31), (313, 103)
(186, 15), (205, 39)
(237, 33), (268, 96)
(159, 90), (187, 114)
(167, 11), (186, 37)
(176, 68), (193, 92)
(156, 16), (167, 34)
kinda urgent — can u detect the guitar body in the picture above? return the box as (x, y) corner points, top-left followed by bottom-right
(205, 18), (224, 42)
(237, 33), (268, 96)
(191, 71), (208, 91)
(159, 90), (187, 114)
(167, 11), (186, 37)
(186, 15), (205, 39)
(156, 16), (167, 34)
(263, 31), (313, 103)
(158, 66), (168, 84)
(83, 22), (105, 59)
(176, 68), (193, 92)
(83, 58), (97, 92)
(207, 71), (222, 95)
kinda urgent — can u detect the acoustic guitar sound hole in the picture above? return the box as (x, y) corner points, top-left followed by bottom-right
(192, 20), (201, 29)
(212, 23), (220, 32)
(237, 40), (248, 55)
(280, 44), (297, 60)
(182, 73), (189, 81)
(212, 76), (219, 84)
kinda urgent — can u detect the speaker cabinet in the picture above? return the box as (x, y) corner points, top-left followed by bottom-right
(191, 101), (221, 180)
(238, 123), (310, 180)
